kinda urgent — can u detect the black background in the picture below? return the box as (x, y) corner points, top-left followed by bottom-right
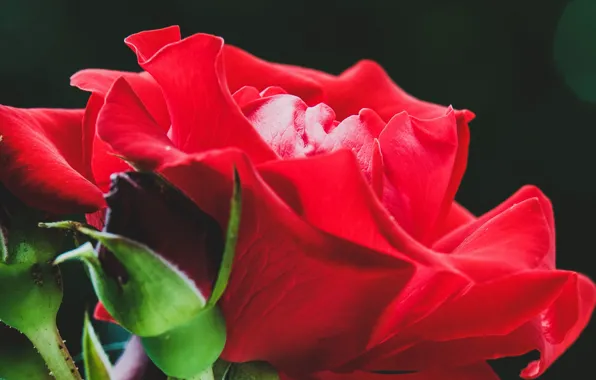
(1, 0), (594, 378)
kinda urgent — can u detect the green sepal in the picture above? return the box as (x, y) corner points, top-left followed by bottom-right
(139, 169), (241, 378)
(226, 362), (280, 380)
(142, 306), (226, 378)
(51, 233), (206, 337)
(0, 261), (62, 334)
(1, 209), (66, 267)
(207, 168), (242, 308)
(82, 313), (112, 380)
(0, 198), (66, 333)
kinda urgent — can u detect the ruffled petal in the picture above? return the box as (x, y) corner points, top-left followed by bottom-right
(124, 25), (181, 61)
(124, 28), (276, 163)
(158, 149), (416, 372)
(434, 186), (555, 269)
(258, 149), (436, 265)
(0, 105), (104, 213)
(83, 93), (132, 192)
(292, 59), (474, 124)
(72, 67), (170, 192)
(223, 47), (476, 125)
(71, 69), (170, 129)
(430, 110), (471, 243)
(242, 94), (385, 181)
(378, 109), (460, 244)
(446, 198), (552, 281)
(233, 86), (262, 107)
(355, 271), (592, 377)
(224, 44), (326, 106)
(520, 273), (596, 378)
(97, 76), (185, 168)
(403, 271), (573, 342)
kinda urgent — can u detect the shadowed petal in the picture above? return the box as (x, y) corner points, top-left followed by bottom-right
(0, 105), (104, 213)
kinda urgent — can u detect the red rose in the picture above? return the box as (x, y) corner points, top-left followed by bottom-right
(80, 26), (595, 379)
(3, 24), (593, 380)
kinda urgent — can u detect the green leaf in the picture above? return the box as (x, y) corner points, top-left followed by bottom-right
(142, 306), (225, 378)
(51, 233), (206, 337)
(226, 362), (280, 380)
(0, 325), (53, 380)
(82, 313), (112, 380)
(207, 168), (242, 308)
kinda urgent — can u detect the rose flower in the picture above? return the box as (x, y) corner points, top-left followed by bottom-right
(0, 25), (594, 380)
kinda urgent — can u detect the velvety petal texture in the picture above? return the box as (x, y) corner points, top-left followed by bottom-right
(71, 68), (170, 192)
(123, 26), (276, 163)
(0, 105), (104, 213)
(76, 25), (595, 380)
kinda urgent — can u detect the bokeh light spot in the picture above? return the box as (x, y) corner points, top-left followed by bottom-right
(554, 0), (596, 103)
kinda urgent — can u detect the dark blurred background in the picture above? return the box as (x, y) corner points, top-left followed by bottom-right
(1, 0), (594, 378)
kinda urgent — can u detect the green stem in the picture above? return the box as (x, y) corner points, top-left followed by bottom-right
(26, 324), (83, 380)
(168, 366), (215, 380)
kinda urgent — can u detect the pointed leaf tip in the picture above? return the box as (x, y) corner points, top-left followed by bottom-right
(82, 313), (113, 380)
(207, 167), (242, 308)
(53, 242), (98, 266)
(142, 306), (226, 378)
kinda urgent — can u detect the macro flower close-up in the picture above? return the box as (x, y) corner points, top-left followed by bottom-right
(1, 2), (595, 380)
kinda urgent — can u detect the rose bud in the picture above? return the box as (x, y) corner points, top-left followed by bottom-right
(51, 170), (241, 378)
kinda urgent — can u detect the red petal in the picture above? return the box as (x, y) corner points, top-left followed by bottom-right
(447, 198), (552, 281)
(520, 273), (596, 378)
(285, 362), (499, 380)
(296, 59), (474, 123)
(358, 271), (582, 372)
(224, 44), (326, 106)
(124, 25), (181, 61)
(258, 151), (470, 363)
(124, 29), (276, 163)
(71, 69), (170, 130)
(356, 272), (595, 379)
(83, 93), (132, 192)
(0, 105), (104, 214)
(94, 302), (117, 324)
(434, 202), (475, 239)
(242, 93), (385, 183)
(410, 271), (572, 341)
(260, 86), (288, 97)
(378, 109), (459, 244)
(258, 149), (435, 265)
(222, 48), (476, 126)
(158, 149), (417, 372)
(434, 186), (555, 269)
(429, 110), (472, 243)
(233, 86), (261, 108)
(97, 76), (184, 168)
(371, 139), (384, 198)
